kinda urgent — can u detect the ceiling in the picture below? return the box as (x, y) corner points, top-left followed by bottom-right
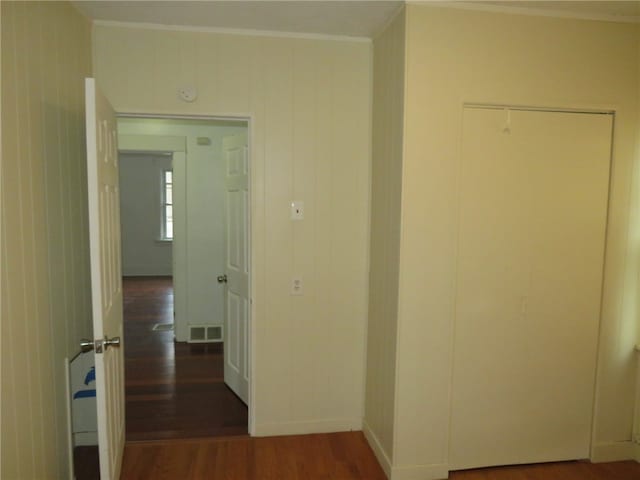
(73, 1), (640, 39)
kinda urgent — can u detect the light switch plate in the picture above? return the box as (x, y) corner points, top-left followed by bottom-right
(291, 277), (303, 295)
(291, 201), (304, 220)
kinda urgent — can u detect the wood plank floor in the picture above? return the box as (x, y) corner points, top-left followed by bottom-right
(449, 460), (640, 479)
(124, 276), (248, 441)
(121, 432), (387, 480)
(121, 432), (640, 480)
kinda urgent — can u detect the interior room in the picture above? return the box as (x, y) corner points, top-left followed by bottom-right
(2, 1), (640, 480)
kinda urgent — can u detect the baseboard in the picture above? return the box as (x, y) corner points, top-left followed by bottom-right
(634, 442), (640, 462)
(591, 441), (635, 462)
(362, 420), (393, 479)
(390, 463), (448, 480)
(73, 431), (99, 446)
(122, 266), (172, 276)
(253, 418), (362, 437)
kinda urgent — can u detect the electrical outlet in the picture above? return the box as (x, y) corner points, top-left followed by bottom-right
(291, 277), (303, 295)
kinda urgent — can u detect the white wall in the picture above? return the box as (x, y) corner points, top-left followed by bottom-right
(95, 25), (371, 436)
(364, 7), (405, 477)
(1, 2), (93, 479)
(119, 153), (173, 276)
(390, 5), (639, 477)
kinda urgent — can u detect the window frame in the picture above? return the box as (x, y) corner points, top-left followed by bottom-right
(160, 168), (173, 241)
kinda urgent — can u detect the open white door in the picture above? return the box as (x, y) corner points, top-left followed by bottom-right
(222, 132), (249, 404)
(84, 78), (125, 479)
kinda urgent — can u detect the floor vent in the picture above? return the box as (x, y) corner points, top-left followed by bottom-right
(188, 325), (223, 343)
(152, 323), (174, 332)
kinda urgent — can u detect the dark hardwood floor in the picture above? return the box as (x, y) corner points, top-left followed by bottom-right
(123, 276), (248, 441)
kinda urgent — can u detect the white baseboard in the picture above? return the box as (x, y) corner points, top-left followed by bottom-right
(362, 420), (392, 479)
(634, 442), (640, 462)
(390, 463), (448, 480)
(591, 441), (635, 462)
(362, 420), (447, 480)
(73, 431), (99, 446)
(122, 266), (172, 276)
(253, 418), (362, 437)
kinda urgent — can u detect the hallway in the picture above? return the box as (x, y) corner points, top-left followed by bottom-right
(123, 276), (248, 441)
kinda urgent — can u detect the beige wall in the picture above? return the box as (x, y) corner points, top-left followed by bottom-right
(1, 2), (93, 479)
(364, 7), (405, 476)
(93, 24), (372, 435)
(390, 4), (639, 475)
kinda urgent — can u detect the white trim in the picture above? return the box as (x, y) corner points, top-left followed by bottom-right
(590, 441), (636, 463)
(372, 2), (406, 40)
(408, 1), (640, 25)
(65, 358), (75, 480)
(634, 442), (640, 462)
(363, 420), (393, 479)
(73, 431), (99, 447)
(122, 265), (173, 277)
(390, 462), (449, 480)
(464, 102), (615, 115)
(253, 418), (362, 437)
(118, 134), (185, 153)
(93, 19), (372, 43)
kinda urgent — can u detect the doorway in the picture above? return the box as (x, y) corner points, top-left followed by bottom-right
(117, 116), (251, 441)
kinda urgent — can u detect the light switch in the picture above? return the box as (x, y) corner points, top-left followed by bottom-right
(291, 201), (304, 220)
(291, 277), (303, 295)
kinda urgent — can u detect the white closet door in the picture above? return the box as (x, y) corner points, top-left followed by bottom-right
(450, 107), (612, 470)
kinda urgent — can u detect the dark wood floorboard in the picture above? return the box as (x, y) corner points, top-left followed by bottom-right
(123, 276), (247, 442)
(74, 446), (100, 480)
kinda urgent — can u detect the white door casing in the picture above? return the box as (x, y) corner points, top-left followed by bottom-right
(85, 78), (125, 480)
(223, 132), (250, 405)
(450, 107), (612, 470)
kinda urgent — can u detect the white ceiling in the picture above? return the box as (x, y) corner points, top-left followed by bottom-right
(73, 1), (640, 39)
(73, 1), (403, 38)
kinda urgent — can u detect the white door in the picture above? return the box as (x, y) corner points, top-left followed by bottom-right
(450, 107), (612, 470)
(223, 132), (250, 404)
(85, 78), (125, 480)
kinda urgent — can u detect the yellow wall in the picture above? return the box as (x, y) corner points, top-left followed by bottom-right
(93, 24), (372, 435)
(1, 2), (92, 479)
(364, 7), (405, 476)
(391, 4), (640, 475)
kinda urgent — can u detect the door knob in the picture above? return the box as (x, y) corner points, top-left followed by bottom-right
(80, 336), (121, 354)
(217, 274), (228, 283)
(80, 339), (95, 353)
(104, 337), (121, 349)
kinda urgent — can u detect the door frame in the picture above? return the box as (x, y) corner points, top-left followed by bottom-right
(117, 112), (255, 435)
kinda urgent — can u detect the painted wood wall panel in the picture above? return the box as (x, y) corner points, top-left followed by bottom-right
(1, 2), (93, 478)
(93, 25), (371, 434)
(395, 5), (639, 472)
(364, 8), (405, 474)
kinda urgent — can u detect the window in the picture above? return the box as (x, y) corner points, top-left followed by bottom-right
(162, 169), (173, 240)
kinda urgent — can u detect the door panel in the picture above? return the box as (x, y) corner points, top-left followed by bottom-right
(223, 132), (249, 404)
(450, 108), (612, 470)
(85, 78), (125, 480)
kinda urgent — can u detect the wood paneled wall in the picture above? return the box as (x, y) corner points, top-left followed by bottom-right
(1, 2), (92, 478)
(93, 24), (372, 436)
(395, 5), (639, 474)
(364, 7), (405, 476)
